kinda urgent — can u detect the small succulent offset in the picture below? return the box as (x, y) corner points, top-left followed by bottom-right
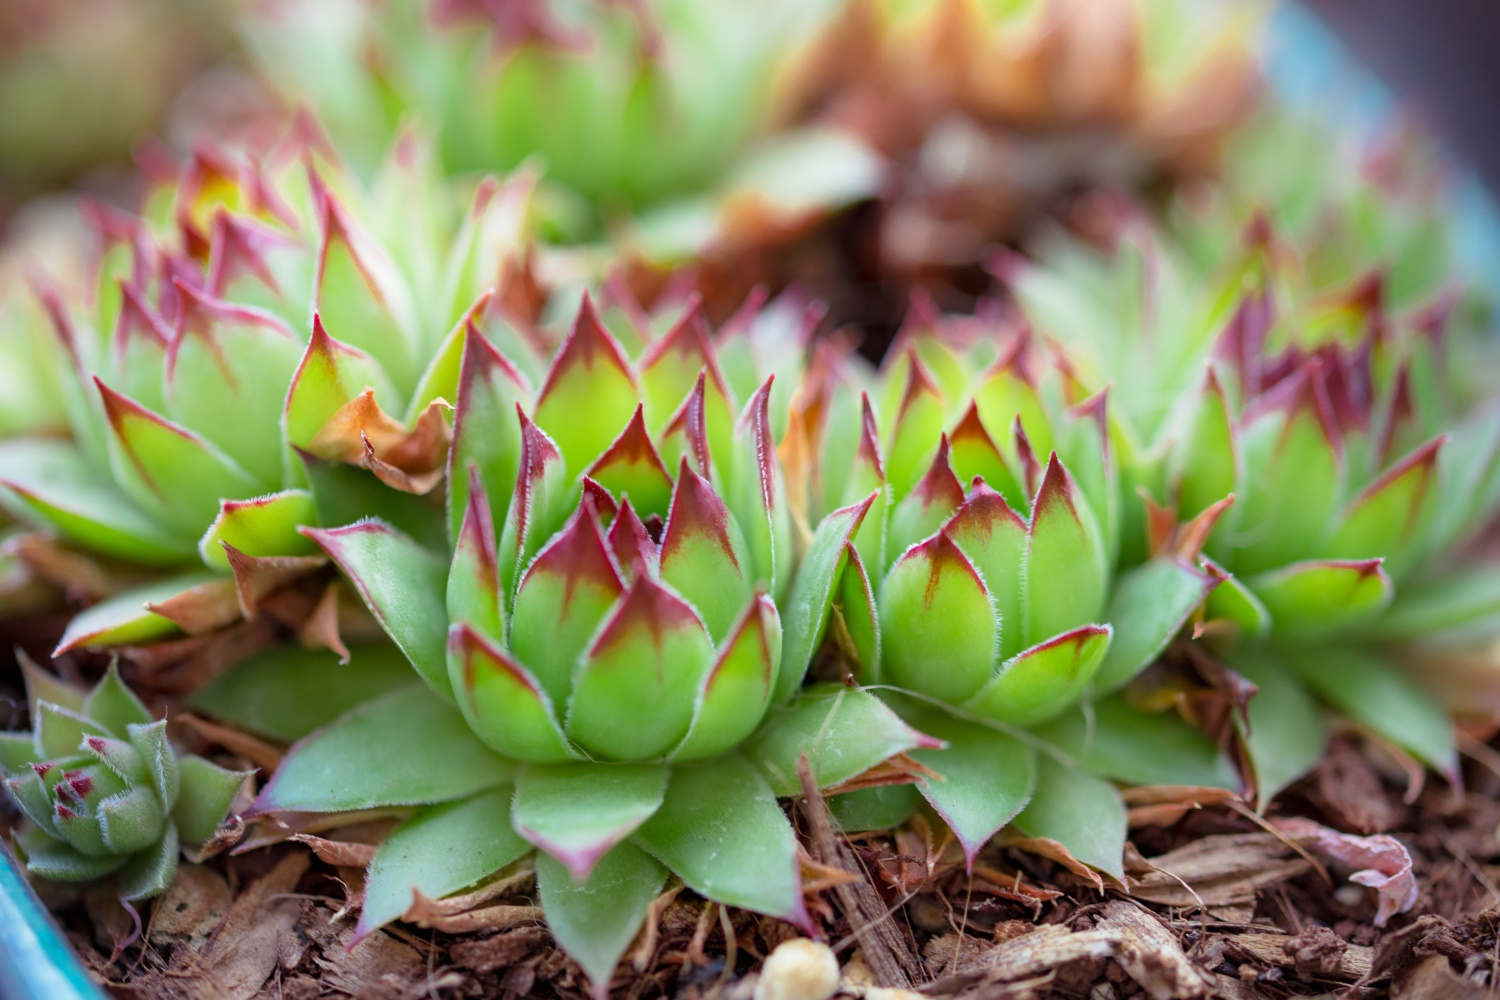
(1, 663), (246, 901)
(784, 315), (1233, 879)
(0, 121), (538, 653)
(200, 293), (934, 995)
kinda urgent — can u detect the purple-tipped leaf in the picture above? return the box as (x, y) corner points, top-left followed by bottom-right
(511, 762), (668, 881)
(447, 624), (576, 762)
(565, 577), (714, 761)
(303, 520), (452, 699)
(880, 531), (998, 705)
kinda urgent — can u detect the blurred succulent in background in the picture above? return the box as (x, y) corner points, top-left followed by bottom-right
(1, 661), (246, 900)
(780, 311), (1233, 879)
(1008, 118), (1500, 802)
(239, 0), (860, 234)
(197, 291), (935, 995)
(0, 0), (243, 212)
(0, 120), (553, 656)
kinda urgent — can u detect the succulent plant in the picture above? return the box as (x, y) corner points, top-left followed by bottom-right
(1, 660), (246, 900)
(782, 314), (1233, 878)
(240, 0), (848, 222)
(0, 122), (548, 654)
(196, 291), (935, 995)
(1007, 121), (1500, 801)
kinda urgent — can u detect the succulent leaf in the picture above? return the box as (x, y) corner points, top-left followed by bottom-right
(898, 700), (1036, 869)
(565, 577), (714, 761)
(671, 593), (781, 761)
(251, 685), (512, 814)
(633, 754), (806, 928)
(356, 787), (530, 943)
(511, 763), (668, 881)
(304, 521), (452, 699)
(750, 685), (937, 796)
(1012, 757), (1127, 880)
(879, 531), (998, 705)
(962, 625), (1112, 728)
(446, 624), (576, 763)
(536, 843), (667, 1000)
(1035, 697), (1239, 789)
(187, 645), (418, 743)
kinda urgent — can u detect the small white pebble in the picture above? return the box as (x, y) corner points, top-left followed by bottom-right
(1335, 884), (1365, 907)
(754, 938), (840, 1000)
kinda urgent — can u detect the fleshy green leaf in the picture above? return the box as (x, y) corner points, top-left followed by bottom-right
(1172, 368), (1239, 520)
(198, 490), (319, 571)
(512, 763), (668, 881)
(356, 787), (530, 940)
(1281, 645), (1457, 779)
(83, 663), (152, 737)
(534, 293), (640, 476)
(53, 573), (223, 654)
(447, 624), (577, 763)
(945, 483), (1028, 660)
(446, 326), (530, 543)
(116, 824), (178, 901)
(585, 407), (674, 521)
(963, 625), (1111, 727)
(508, 502), (624, 706)
(1246, 558), (1392, 635)
(1227, 370), (1344, 574)
(251, 685), (512, 814)
(670, 594), (780, 761)
(1094, 558), (1219, 692)
(776, 489), (875, 705)
(1012, 756), (1126, 880)
(165, 285), (306, 484)
(173, 755), (249, 844)
(536, 842), (666, 1000)
(899, 699), (1035, 867)
(1024, 455), (1108, 644)
(659, 460), (753, 641)
(1227, 648), (1327, 805)
(1371, 565), (1500, 642)
(633, 754), (806, 926)
(1202, 558), (1271, 637)
(828, 785), (922, 833)
(283, 316), (400, 468)
(1034, 696), (1239, 789)
(0, 438), (192, 564)
(880, 531), (998, 705)
(188, 645), (418, 743)
(749, 685), (935, 796)
(95, 379), (262, 536)
(304, 521), (451, 700)
(566, 577), (713, 761)
(1323, 437), (1443, 573)
(886, 438), (965, 562)
(16, 824), (127, 883)
(126, 720), (179, 813)
(97, 785), (167, 855)
(33, 701), (109, 759)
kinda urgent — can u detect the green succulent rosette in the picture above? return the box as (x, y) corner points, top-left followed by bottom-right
(1008, 124), (1500, 801)
(1, 661), (246, 901)
(197, 293), (935, 996)
(239, 0), (870, 247)
(0, 123), (556, 653)
(785, 315), (1232, 878)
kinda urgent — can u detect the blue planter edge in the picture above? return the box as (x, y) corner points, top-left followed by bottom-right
(0, 840), (105, 1000)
